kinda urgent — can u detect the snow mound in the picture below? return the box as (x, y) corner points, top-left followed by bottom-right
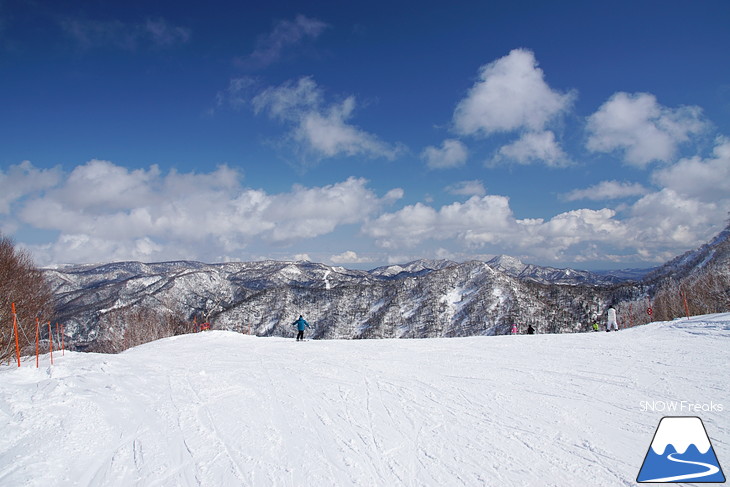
(1, 315), (728, 486)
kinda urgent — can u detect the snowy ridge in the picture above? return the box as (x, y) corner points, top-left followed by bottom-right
(1, 313), (728, 486)
(486, 255), (649, 285)
(645, 224), (730, 282)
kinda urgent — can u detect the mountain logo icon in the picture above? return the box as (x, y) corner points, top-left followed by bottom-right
(637, 416), (725, 483)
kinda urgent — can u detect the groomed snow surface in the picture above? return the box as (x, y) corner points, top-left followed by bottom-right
(2, 314), (728, 486)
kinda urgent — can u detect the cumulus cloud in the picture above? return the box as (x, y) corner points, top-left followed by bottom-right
(245, 15), (328, 68)
(363, 180), (726, 265)
(586, 92), (706, 167)
(536, 208), (626, 251)
(421, 139), (468, 169)
(491, 130), (569, 167)
(8, 160), (399, 265)
(626, 188), (721, 260)
(330, 250), (373, 264)
(363, 195), (521, 249)
(263, 177), (387, 242)
(252, 76), (402, 161)
(453, 48), (574, 136)
(651, 136), (730, 202)
(0, 161), (61, 214)
(563, 180), (649, 202)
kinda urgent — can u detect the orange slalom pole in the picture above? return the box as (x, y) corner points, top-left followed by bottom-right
(61, 324), (65, 356)
(12, 303), (21, 367)
(36, 317), (40, 368)
(48, 321), (54, 366)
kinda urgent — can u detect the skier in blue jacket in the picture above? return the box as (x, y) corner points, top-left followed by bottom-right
(293, 315), (310, 341)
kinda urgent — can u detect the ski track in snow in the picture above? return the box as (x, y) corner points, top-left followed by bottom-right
(1, 314), (728, 486)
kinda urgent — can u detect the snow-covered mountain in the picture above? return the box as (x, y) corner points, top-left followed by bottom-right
(644, 225), (730, 283)
(44, 258), (616, 348)
(41, 225), (730, 349)
(368, 259), (456, 278)
(486, 255), (650, 285)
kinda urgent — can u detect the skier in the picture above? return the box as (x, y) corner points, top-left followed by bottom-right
(511, 324), (518, 335)
(592, 322), (600, 332)
(606, 306), (619, 332)
(292, 315), (310, 341)
(527, 324), (535, 335)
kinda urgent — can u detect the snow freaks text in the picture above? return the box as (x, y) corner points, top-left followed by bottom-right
(640, 401), (724, 413)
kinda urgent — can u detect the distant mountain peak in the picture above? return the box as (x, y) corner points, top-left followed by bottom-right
(488, 255), (526, 272)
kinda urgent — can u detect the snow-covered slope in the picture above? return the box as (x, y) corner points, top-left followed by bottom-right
(2, 314), (728, 486)
(645, 225), (730, 283)
(368, 259), (456, 278)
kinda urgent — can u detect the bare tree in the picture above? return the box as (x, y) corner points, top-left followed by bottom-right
(91, 305), (191, 354)
(653, 269), (730, 321)
(0, 234), (54, 364)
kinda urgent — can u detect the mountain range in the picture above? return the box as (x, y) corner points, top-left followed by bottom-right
(42, 224), (730, 349)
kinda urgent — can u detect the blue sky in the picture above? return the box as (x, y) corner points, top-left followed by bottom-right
(1, 0), (729, 269)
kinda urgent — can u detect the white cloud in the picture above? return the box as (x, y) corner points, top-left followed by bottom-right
(264, 178), (385, 242)
(245, 15), (328, 68)
(252, 76), (322, 120)
(9, 161), (399, 265)
(563, 180), (649, 202)
(586, 92), (706, 167)
(215, 77), (258, 110)
(421, 139), (468, 169)
(330, 250), (373, 264)
(453, 48), (574, 136)
(252, 77), (401, 161)
(535, 208), (626, 253)
(293, 253), (312, 262)
(382, 188), (405, 203)
(626, 188), (721, 260)
(445, 180), (486, 197)
(31, 234), (167, 265)
(0, 161), (61, 214)
(296, 98), (398, 158)
(361, 182), (728, 265)
(8, 149), (729, 268)
(363, 195), (520, 249)
(651, 136), (730, 202)
(492, 131), (570, 167)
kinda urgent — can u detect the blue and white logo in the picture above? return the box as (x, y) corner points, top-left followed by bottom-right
(637, 416), (725, 483)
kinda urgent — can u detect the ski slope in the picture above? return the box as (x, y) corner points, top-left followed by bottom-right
(1, 314), (728, 486)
